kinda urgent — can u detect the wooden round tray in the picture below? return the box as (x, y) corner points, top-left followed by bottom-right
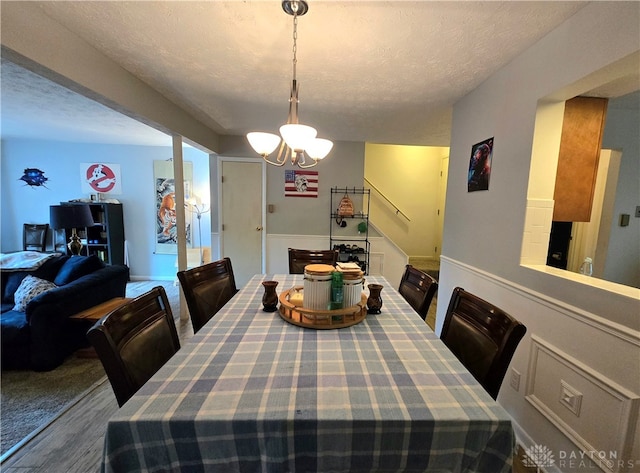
(278, 287), (367, 329)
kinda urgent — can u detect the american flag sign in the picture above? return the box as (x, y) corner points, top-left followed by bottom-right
(284, 170), (318, 198)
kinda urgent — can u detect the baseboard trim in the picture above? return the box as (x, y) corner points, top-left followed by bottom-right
(129, 275), (175, 282)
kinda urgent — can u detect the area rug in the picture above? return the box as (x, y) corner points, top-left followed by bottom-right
(0, 280), (180, 456)
(0, 355), (105, 455)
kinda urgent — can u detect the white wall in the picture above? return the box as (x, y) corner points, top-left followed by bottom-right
(217, 135), (367, 237)
(0, 138), (210, 280)
(441, 3), (640, 468)
(601, 105), (640, 288)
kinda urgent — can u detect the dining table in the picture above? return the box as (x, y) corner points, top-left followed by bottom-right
(101, 274), (515, 473)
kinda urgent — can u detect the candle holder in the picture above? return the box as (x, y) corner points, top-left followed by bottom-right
(366, 284), (383, 314)
(262, 280), (279, 312)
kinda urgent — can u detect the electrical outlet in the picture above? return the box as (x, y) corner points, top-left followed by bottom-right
(635, 206), (640, 218)
(510, 369), (521, 391)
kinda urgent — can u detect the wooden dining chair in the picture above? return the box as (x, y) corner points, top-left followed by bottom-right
(87, 286), (180, 407)
(398, 264), (438, 321)
(288, 248), (339, 274)
(177, 257), (239, 333)
(23, 223), (49, 252)
(440, 287), (526, 400)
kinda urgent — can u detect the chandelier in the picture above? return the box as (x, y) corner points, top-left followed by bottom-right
(246, 0), (333, 169)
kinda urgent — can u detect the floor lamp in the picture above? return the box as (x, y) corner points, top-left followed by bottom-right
(186, 198), (210, 266)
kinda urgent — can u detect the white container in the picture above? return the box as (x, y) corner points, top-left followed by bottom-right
(343, 272), (364, 307)
(303, 264), (334, 310)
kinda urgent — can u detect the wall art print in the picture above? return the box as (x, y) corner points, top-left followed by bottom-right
(19, 168), (49, 188)
(80, 163), (122, 195)
(285, 169), (318, 198)
(154, 160), (193, 254)
(467, 137), (493, 192)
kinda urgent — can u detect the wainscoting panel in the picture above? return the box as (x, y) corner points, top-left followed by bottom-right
(526, 336), (640, 472)
(265, 233), (407, 286)
(437, 256), (640, 471)
(368, 252), (383, 276)
(266, 234), (330, 274)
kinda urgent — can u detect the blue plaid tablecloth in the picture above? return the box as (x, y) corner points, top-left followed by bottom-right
(102, 275), (514, 473)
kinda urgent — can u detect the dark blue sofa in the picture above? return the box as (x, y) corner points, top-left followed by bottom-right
(1, 254), (129, 371)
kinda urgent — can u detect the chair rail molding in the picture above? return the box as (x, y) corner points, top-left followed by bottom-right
(440, 256), (640, 346)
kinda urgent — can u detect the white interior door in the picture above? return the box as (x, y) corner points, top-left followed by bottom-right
(220, 159), (265, 287)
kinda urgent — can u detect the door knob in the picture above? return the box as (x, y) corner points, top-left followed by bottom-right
(256, 226), (263, 231)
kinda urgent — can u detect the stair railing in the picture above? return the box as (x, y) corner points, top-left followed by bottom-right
(364, 178), (411, 222)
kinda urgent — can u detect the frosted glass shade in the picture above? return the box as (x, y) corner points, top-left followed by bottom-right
(279, 124), (317, 151)
(247, 132), (281, 156)
(305, 138), (333, 160)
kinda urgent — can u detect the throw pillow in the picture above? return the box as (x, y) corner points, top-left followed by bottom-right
(1, 256), (67, 304)
(33, 255), (69, 281)
(12, 275), (57, 312)
(2, 271), (29, 304)
(53, 255), (104, 286)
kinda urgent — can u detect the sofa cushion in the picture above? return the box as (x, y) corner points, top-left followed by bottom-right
(2, 255), (68, 305)
(33, 254), (69, 281)
(0, 309), (30, 369)
(1, 302), (15, 313)
(13, 275), (57, 312)
(3, 272), (29, 304)
(54, 255), (104, 286)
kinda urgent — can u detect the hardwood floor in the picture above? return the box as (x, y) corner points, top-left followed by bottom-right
(2, 378), (116, 472)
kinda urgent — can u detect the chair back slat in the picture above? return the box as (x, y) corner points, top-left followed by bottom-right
(177, 257), (238, 333)
(88, 286), (180, 407)
(288, 248), (338, 274)
(398, 265), (438, 321)
(440, 287), (526, 399)
(23, 223), (49, 252)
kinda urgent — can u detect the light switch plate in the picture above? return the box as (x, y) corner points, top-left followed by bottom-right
(620, 214), (630, 226)
(510, 369), (521, 391)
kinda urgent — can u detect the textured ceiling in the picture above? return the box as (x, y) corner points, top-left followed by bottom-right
(1, 59), (174, 146)
(0, 1), (608, 148)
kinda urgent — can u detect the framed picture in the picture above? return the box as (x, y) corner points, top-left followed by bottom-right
(467, 137), (493, 192)
(154, 160), (193, 254)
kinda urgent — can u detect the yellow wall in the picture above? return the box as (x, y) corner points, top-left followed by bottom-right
(364, 143), (448, 257)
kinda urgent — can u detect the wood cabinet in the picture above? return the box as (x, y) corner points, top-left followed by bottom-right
(56, 202), (125, 265)
(552, 96), (608, 222)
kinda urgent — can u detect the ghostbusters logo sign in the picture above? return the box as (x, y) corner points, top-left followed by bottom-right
(80, 163), (122, 195)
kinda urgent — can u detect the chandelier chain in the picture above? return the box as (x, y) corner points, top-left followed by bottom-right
(292, 13), (298, 81)
(246, 0), (333, 168)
